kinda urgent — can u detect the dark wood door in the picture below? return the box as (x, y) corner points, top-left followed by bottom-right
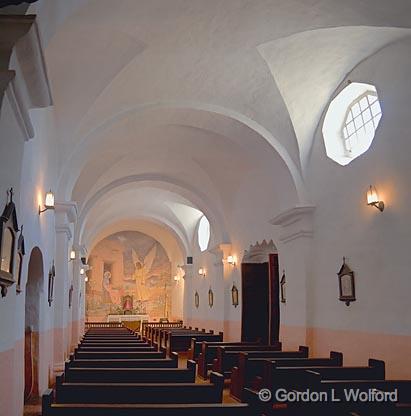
(241, 255), (280, 344)
(241, 262), (270, 344)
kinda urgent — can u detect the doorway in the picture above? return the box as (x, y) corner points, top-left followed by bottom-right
(24, 247), (43, 403)
(241, 241), (280, 345)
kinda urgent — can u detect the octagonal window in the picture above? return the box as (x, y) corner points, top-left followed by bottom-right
(323, 82), (382, 166)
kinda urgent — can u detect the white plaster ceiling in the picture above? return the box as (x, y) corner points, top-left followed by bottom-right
(258, 26), (411, 170)
(23, 0), (411, 245)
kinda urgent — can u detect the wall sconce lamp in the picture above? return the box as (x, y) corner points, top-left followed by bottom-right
(84, 276), (89, 283)
(227, 255), (236, 266)
(80, 268), (85, 275)
(198, 268), (206, 277)
(174, 275), (181, 282)
(39, 190), (55, 214)
(366, 185), (384, 212)
(69, 249), (76, 261)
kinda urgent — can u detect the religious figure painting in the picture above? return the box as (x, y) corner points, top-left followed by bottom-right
(85, 231), (172, 321)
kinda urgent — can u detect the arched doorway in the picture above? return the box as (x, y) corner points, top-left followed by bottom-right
(241, 240), (280, 345)
(24, 247), (43, 403)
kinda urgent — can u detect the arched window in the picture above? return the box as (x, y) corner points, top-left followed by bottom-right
(323, 82), (382, 165)
(197, 215), (210, 252)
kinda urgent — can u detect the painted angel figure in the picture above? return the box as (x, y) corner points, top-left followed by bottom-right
(131, 244), (157, 301)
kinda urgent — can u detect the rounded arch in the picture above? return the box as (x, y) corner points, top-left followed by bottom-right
(57, 102), (306, 204)
(76, 175), (229, 248)
(24, 246), (44, 403)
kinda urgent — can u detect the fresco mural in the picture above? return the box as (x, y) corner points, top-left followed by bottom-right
(86, 231), (172, 322)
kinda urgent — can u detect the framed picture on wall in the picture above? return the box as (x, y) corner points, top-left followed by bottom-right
(231, 283), (239, 308)
(0, 188), (19, 297)
(194, 291), (199, 308)
(337, 257), (356, 306)
(208, 287), (214, 308)
(48, 262), (55, 306)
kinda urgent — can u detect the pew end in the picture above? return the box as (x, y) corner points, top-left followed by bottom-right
(42, 388), (54, 416)
(298, 345), (309, 357)
(369, 358), (386, 378)
(209, 371), (225, 402)
(330, 351), (343, 366)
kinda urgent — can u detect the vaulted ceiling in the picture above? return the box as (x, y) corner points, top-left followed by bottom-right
(16, 0), (411, 250)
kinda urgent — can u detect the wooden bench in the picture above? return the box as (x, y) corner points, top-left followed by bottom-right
(67, 353), (179, 369)
(160, 328), (206, 348)
(64, 360), (197, 383)
(42, 393), (252, 416)
(199, 343), (290, 380)
(167, 332), (224, 355)
(76, 345), (156, 352)
(73, 349), (168, 360)
(211, 343), (283, 378)
(54, 372), (224, 404)
(262, 358), (385, 390)
(288, 376), (411, 416)
(229, 347), (318, 400)
(189, 340), (260, 361)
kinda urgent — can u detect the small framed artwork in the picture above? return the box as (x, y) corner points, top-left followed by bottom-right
(208, 287), (214, 308)
(68, 284), (74, 308)
(0, 188), (19, 297)
(15, 226), (25, 294)
(48, 262), (55, 307)
(231, 283), (239, 308)
(194, 291), (199, 308)
(280, 270), (286, 303)
(337, 257), (356, 306)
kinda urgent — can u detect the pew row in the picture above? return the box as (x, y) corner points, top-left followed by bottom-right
(64, 360), (197, 383)
(54, 372), (225, 404)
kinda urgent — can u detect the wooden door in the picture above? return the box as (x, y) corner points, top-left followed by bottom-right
(241, 254), (280, 344)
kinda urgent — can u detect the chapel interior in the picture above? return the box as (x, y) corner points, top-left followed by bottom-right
(0, 1), (410, 415)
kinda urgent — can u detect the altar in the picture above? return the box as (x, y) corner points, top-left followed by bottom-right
(107, 314), (149, 323)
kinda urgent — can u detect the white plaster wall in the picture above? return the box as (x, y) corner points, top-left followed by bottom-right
(306, 38), (411, 337)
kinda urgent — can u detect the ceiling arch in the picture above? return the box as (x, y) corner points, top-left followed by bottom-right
(258, 25), (411, 171)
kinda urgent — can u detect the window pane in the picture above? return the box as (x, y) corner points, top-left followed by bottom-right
(363, 108), (372, 123)
(354, 115), (363, 130)
(347, 121), (355, 135)
(371, 101), (381, 116)
(351, 103), (361, 117)
(1, 228), (14, 273)
(368, 95), (378, 104)
(360, 97), (368, 111)
(347, 111), (353, 122)
(365, 121), (375, 138)
(198, 216), (210, 252)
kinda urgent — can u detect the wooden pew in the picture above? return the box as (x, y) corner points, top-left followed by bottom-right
(188, 340), (260, 361)
(76, 345), (156, 352)
(54, 371), (225, 404)
(143, 321), (184, 338)
(159, 328), (205, 348)
(288, 375), (411, 416)
(167, 332), (224, 355)
(73, 349), (168, 360)
(229, 347), (319, 400)
(212, 343), (283, 378)
(42, 392), (252, 416)
(198, 343), (289, 379)
(67, 352), (179, 369)
(64, 360), (197, 383)
(261, 358), (385, 390)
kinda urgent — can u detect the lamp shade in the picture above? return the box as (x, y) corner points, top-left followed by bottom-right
(44, 190), (55, 209)
(70, 249), (76, 260)
(367, 185), (379, 205)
